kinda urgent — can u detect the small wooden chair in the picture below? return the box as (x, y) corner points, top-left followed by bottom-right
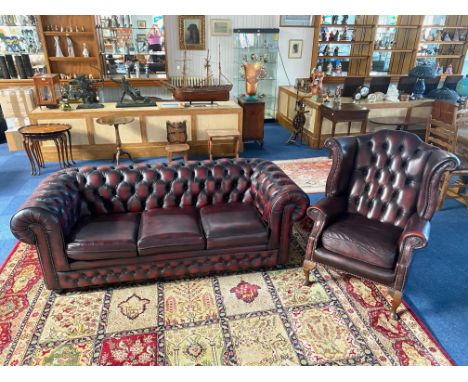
(424, 100), (466, 209)
(436, 109), (468, 208)
(165, 120), (190, 162)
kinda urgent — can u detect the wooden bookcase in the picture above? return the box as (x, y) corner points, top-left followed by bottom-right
(311, 15), (468, 82)
(36, 15), (102, 80)
(416, 15), (468, 74)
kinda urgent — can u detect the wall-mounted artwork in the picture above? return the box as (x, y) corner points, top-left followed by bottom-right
(211, 19), (232, 36)
(178, 15), (206, 50)
(288, 39), (303, 59)
(280, 15), (314, 27)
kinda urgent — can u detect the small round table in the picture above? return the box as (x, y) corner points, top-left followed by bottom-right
(96, 116), (135, 166)
(19, 124), (74, 175)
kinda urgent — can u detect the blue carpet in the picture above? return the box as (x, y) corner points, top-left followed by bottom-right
(0, 122), (467, 364)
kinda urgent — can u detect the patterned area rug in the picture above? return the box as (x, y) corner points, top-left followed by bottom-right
(274, 157), (332, 194)
(0, 226), (453, 366)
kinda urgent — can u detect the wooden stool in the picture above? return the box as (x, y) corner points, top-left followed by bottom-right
(165, 143), (190, 162)
(96, 116), (135, 165)
(206, 129), (241, 160)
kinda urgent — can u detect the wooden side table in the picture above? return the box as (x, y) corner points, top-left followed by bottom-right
(319, 103), (370, 139)
(206, 129), (241, 160)
(19, 123), (74, 175)
(96, 116), (135, 165)
(238, 95), (265, 148)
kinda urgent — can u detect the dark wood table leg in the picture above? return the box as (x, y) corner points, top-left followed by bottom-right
(53, 137), (64, 169)
(66, 130), (75, 164)
(347, 121), (352, 135)
(331, 121), (337, 137)
(23, 136), (37, 175)
(60, 133), (72, 167)
(361, 117), (368, 134)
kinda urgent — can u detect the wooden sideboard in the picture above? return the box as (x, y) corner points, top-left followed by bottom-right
(10, 102), (243, 161)
(276, 86), (434, 148)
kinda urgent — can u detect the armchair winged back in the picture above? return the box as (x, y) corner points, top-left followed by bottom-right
(304, 130), (459, 319)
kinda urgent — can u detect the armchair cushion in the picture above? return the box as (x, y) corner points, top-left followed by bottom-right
(200, 203), (269, 250)
(321, 213), (403, 269)
(66, 213), (140, 261)
(138, 208), (205, 256)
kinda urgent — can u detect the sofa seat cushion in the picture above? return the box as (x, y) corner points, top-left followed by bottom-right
(66, 213), (140, 261)
(137, 208), (205, 256)
(200, 203), (269, 250)
(321, 213), (403, 269)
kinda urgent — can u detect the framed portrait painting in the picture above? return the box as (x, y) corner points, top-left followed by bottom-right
(179, 15), (206, 50)
(211, 19), (232, 36)
(288, 39), (303, 59)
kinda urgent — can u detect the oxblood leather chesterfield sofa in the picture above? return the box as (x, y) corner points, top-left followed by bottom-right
(11, 158), (308, 291)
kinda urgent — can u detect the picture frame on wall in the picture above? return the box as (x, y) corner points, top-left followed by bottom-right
(136, 20), (146, 28)
(280, 15), (314, 27)
(211, 19), (232, 36)
(288, 39), (303, 59)
(178, 15), (206, 50)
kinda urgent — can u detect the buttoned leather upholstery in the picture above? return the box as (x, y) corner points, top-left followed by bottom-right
(11, 158), (309, 290)
(305, 129), (459, 292)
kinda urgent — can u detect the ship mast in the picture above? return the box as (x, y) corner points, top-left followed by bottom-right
(204, 49), (211, 86)
(182, 50), (187, 87)
(218, 44), (221, 85)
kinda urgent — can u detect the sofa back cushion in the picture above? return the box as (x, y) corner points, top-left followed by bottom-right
(74, 159), (267, 215)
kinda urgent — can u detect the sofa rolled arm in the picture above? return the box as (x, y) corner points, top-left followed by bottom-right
(249, 161), (309, 223)
(10, 171), (83, 279)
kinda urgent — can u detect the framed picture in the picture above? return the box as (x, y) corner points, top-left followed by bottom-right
(136, 34), (146, 42)
(136, 20), (146, 28)
(178, 15), (206, 50)
(280, 15), (314, 28)
(211, 19), (232, 36)
(288, 39), (303, 59)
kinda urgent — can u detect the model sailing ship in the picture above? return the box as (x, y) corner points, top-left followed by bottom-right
(165, 47), (232, 102)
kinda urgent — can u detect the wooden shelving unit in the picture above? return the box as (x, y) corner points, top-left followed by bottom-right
(311, 15), (468, 81)
(416, 15), (468, 74)
(311, 15), (378, 78)
(37, 15), (102, 79)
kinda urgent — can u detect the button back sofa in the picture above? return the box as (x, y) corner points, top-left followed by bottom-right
(10, 158), (309, 291)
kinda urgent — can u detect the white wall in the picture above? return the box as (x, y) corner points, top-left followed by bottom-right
(164, 15), (314, 90)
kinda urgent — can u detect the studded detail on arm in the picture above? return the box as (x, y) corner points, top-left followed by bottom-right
(10, 171), (83, 288)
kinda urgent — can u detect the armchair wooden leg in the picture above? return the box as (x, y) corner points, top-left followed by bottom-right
(303, 260), (317, 287)
(391, 290), (403, 320)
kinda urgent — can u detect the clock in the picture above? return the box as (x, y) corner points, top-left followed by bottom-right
(353, 85), (370, 101)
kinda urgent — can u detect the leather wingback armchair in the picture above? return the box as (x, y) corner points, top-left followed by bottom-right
(303, 130), (459, 319)
(11, 158), (308, 291)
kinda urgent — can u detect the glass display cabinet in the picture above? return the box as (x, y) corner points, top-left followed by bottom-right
(0, 15), (46, 78)
(95, 15), (167, 80)
(416, 15), (468, 75)
(234, 28), (279, 119)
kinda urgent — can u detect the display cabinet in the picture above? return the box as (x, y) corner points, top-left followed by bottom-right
(234, 28), (279, 119)
(0, 15), (46, 79)
(416, 15), (468, 75)
(311, 16), (376, 78)
(36, 15), (102, 80)
(95, 15), (167, 81)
